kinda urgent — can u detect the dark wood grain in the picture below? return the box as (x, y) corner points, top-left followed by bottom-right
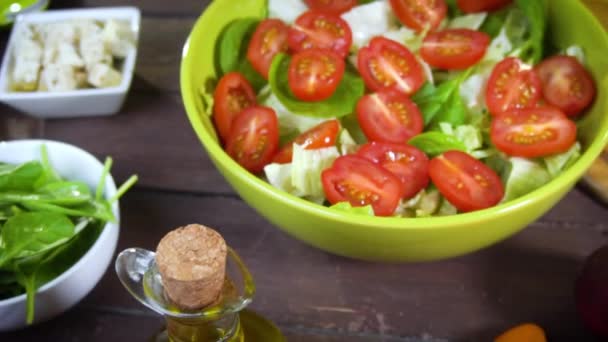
(0, 0), (607, 341)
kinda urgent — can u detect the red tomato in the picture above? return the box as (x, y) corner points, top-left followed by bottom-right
(486, 57), (543, 115)
(273, 119), (341, 164)
(288, 49), (345, 102)
(226, 106), (279, 173)
(429, 151), (504, 212)
(357, 142), (430, 199)
(536, 55), (596, 117)
(356, 89), (424, 144)
(389, 0), (447, 32)
(287, 11), (352, 58)
(357, 37), (425, 95)
(322, 155), (404, 216)
(456, 0), (512, 13)
(490, 106), (577, 158)
(213, 72), (256, 142)
(304, 0), (357, 14)
(420, 29), (490, 70)
(247, 19), (289, 79)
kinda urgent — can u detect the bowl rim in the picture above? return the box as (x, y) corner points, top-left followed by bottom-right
(0, 139), (120, 306)
(0, 6), (141, 101)
(180, 0), (608, 232)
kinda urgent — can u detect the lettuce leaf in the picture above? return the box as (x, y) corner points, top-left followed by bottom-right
(269, 54), (365, 119)
(448, 13), (487, 30)
(499, 157), (552, 202)
(543, 142), (581, 178)
(408, 132), (467, 157)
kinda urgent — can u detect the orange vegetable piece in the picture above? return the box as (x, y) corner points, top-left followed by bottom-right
(494, 323), (547, 342)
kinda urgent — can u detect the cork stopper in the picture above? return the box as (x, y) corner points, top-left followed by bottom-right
(155, 224), (227, 311)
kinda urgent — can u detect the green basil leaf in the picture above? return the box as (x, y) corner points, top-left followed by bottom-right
(408, 132), (467, 157)
(431, 88), (468, 127)
(0, 162), (43, 192)
(269, 53), (365, 118)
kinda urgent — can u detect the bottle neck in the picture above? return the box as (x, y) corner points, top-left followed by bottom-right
(165, 312), (243, 342)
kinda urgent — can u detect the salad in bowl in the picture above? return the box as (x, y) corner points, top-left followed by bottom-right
(208, 0), (595, 218)
(181, 0), (608, 260)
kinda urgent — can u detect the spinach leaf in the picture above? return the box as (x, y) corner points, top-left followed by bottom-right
(21, 200), (114, 222)
(479, 7), (511, 38)
(412, 69), (472, 127)
(216, 18), (267, 91)
(408, 132), (467, 157)
(269, 53), (365, 118)
(34, 145), (62, 188)
(14, 221), (102, 323)
(513, 0), (547, 64)
(0, 162), (43, 192)
(0, 212), (75, 265)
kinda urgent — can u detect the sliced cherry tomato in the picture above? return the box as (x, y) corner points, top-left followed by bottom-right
(486, 57), (543, 115)
(226, 106), (279, 174)
(357, 37), (425, 95)
(490, 106), (577, 158)
(456, 0), (512, 13)
(288, 49), (345, 102)
(287, 11), (352, 58)
(536, 55), (596, 117)
(304, 0), (357, 14)
(389, 0), (447, 32)
(273, 119), (341, 164)
(357, 142), (430, 199)
(322, 155), (404, 216)
(247, 19), (289, 79)
(356, 89), (424, 144)
(420, 29), (490, 70)
(429, 151), (504, 212)
(213, 72), (256, 142)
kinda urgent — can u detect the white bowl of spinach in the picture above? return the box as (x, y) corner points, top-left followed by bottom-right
(0, 139), (136, 331)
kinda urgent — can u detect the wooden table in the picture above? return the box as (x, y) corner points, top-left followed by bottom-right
(1, 1), (607, 341)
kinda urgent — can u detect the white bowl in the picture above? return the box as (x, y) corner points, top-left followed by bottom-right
(0, 139), (120, 331)
(0, 7), (140, 118)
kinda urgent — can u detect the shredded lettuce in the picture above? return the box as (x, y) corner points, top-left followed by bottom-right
(543, 142), (582, 178)
(499, 157), (552, 202)
(337, 129), (358, 156)
(267, 0), (307, 23)
(448, 13), (487, 30)
(564, 45), (586, 64)
(341, 0), (398, 49)
(264, 144), (339, 203)
(261, 90), (326, 137)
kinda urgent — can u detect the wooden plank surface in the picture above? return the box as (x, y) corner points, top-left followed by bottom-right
(0, 0), (607, 341)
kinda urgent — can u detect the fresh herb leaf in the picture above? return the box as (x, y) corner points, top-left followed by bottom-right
(479, 7), (511, 38)
(408, 132), (467, 157)
(269, 53), (365, 118)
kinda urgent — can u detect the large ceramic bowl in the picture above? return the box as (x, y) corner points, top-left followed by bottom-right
(0, 140), (119, 331)
(181, 0), (608, 262)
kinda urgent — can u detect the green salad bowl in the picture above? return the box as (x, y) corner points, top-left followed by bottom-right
(181, 0), (608, 262)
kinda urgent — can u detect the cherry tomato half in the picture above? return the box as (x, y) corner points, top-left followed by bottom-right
(304, 0), (357, 14)
(213, 72), (256, 142)
(322, 155), (404, 216)
(226, 106), (279, 174)
(247, 19), (289, 79)
(429, 151), (504, 212)
(288, 49), (345, 102)
(273, 119), (341, 164)
(288, 10), (352, 58)
(356, 89), (424, 144)
(389, 0), (447, 32)
(420, 28), (490, 70)
(490, 106), (577, 158)
(536, 55), (596, 117)
(486, 57), (543, 115)
(357, 142), (430, 199)
(457, 0), (512, 13)
(357, 37), (425, 95)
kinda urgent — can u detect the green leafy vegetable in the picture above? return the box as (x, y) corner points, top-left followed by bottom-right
(268, 53), (365, 119)
(513, 0), (548, 64)
(0, 146), (137, 325)
(408, 132), (467, 157)
(216, 18), (267, 91)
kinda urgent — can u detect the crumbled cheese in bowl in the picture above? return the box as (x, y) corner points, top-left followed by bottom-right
(10, 19), (135, 92)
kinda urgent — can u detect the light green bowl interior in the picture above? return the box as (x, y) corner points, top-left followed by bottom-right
(181, 0), (608, 261)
